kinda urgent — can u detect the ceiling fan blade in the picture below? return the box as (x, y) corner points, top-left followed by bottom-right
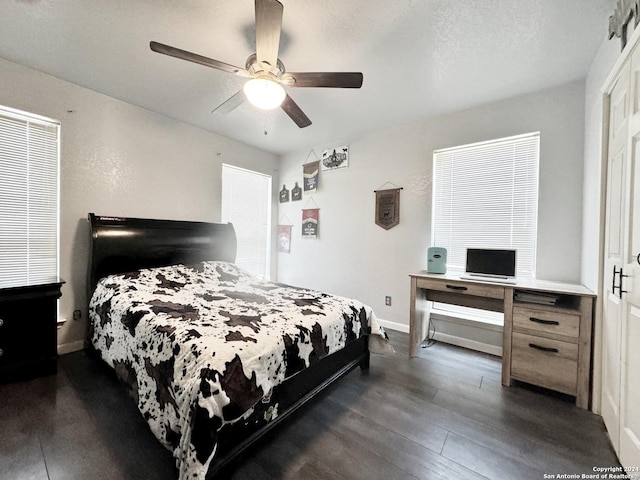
(150, 41), (244, 75)
(212, 90), (245, 115)
(284, 72), (363, 88)
(255, 0), (283, 71)
(281, 94), (311, 128)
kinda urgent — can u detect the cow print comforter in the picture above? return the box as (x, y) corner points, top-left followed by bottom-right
(89, 261), (389, 479)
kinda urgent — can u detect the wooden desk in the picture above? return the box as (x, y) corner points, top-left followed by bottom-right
(409, 272), (595, 409)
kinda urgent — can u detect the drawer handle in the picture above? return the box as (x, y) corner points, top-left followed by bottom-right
(529, 317), (559, 326)
(446, 285), (468, 291)
(528, 343), (559, 353)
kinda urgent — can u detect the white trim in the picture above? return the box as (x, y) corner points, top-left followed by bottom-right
(593, 84), (612, 416)
(57, 340), (84, 355)
(221, 162), (272, 179)
(602, 26), (640, 96)
(375, 316), (502, 357)
(376, 317), (409, 333)
(433, 131), (540, 155)
(593, 25), (640, 416)
(430, 309), (504, 331)
(0, 104), (60, 126)
(432, 331), (503, 357)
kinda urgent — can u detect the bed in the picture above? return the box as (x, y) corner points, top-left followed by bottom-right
(86, 213), (390, 479)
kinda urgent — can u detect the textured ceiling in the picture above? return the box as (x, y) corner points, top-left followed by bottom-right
(0, 0), (616, 154)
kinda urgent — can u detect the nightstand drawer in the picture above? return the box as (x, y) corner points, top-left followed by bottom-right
(513, 306), (580, 339)
(0, 281), (62, 382)
(0, 300), (45, 365)
(511, 332), (578, 395)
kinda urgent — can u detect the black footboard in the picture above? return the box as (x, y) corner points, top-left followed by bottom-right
(208, 336), (370, 478)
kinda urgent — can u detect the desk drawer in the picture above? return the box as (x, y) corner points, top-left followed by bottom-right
(415, 278), (504, 300)
(511, 332), (578, 395)
(513, 306), (580, 339)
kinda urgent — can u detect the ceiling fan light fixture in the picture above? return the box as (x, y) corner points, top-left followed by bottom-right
(243, 77), (286, 110)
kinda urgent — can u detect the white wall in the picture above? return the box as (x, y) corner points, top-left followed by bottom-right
(277, 81), (587, 330)
(0, 57), (279, 352)
(0, 54), (595, 346)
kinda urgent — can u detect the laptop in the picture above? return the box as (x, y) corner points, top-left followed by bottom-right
(460, 248), (517, 284)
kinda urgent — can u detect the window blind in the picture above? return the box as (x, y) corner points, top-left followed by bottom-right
(432, 132), (539, 322)
(0, 106), (60, 288)
(221, 164), (272, 278)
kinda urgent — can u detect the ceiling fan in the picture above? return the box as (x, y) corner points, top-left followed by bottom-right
(150, 0), (363, 128)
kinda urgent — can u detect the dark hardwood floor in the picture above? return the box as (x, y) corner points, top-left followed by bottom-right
(0, 330), (620, 479)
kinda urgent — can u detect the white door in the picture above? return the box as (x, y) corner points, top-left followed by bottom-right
(602, 61), (630, 454)
(619, 44), (640, 468)
(602, 40), (640, 469)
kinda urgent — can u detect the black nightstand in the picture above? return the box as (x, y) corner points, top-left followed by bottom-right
(0, 279), (63, 382)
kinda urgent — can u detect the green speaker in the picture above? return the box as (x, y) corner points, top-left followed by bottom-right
(427, 247), (447, 274)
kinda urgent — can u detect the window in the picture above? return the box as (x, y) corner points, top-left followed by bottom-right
(221, 164), (272, 278)
(431, 132), (539, 323)
(0, 105), (60, 288)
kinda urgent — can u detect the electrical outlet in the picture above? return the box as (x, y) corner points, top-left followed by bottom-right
(385, 296), (392, 306)
(73, 309), (82, 321)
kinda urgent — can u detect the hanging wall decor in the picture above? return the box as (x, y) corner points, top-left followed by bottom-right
(291, 181), (302, 201)
(279, 185), (290, 203)
(302, 208), (319, 239)
(374, 186), (402, 230)
(303, 161), (320, 193)
(321, 145), (349, 171)
(277, 224), (292, 253)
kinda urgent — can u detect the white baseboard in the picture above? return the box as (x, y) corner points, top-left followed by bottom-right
(57, 340), (84, 355)
(433, 331), (502, 357)
(376, 318), (501, 353)
(376, 318), (409, 334)
(375, 318), (501, 356)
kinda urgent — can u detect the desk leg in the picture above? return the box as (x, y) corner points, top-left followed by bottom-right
(501, 287), (514, 386)
(575, 296), (593, 410)
(409, 277), (430, 357)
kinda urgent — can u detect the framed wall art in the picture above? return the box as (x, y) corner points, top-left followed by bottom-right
(321, 145), (349, 171)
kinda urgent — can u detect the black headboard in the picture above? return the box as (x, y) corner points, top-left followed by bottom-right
(87, 213), (237, 293)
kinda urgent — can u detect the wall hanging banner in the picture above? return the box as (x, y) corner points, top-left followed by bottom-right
(303, 161), (320, 193)
(277, 224), (292, 253)
(322, 145), (349, 171)
(375, 188), (401, 230)
(302, 208), (319, 239)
